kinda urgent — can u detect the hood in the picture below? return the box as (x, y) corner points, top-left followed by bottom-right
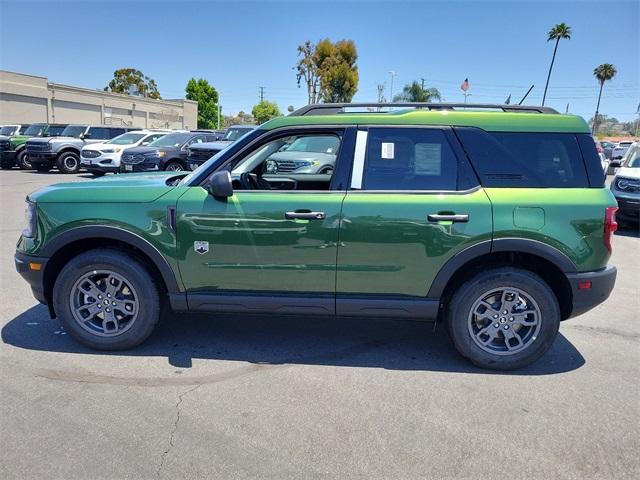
(28, 136), (79, 145)
(615, 167), (640, 180)
(0, 135), (9, 142)
(269, 151), (336, 162)
(82, 142), (111, 151)
(29, 172), (181, 203)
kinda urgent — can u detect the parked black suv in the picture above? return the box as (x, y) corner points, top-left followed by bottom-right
(120, 131), (219, 172)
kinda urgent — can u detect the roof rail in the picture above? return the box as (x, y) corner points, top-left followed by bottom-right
(289, 102), (559, 116)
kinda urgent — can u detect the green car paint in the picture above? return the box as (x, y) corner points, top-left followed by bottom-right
(15, 108), (617, 326)
(262, 110), (591, 134)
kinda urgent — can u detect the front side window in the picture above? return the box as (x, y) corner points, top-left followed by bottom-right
(362, 128), (459, 191)
(46, 125), (67, 136)
(230, 132), (342, 190)
(625, 147), (640, 168)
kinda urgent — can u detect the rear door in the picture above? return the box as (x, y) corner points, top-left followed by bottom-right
(336, 126), (492, 316)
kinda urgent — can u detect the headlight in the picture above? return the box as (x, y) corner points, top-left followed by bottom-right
(22, 200), (37, 238)
(101, 148), (115, 154)
(616, 178), (629, 190)
(43, 142), (52, 151)
(158, 151), (166, 158)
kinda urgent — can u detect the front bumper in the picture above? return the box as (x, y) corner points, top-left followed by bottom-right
(613, 195), (640, 222)
(566, 266), (617, 318)
(121, 161), (160, 173)
(27, 152), (57, 164)
(0, 150), (16, 165)
(81, 152), (122, 170)
(15, 250), (49, 305)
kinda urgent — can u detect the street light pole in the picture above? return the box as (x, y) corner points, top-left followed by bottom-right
(388, 71), (397, 102)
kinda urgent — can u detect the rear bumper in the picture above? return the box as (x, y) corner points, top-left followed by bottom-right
(566, 266), (617, 318)
(614, 196), (640, 222)
(14, 250), (49, 305)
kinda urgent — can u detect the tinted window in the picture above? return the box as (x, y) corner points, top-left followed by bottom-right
(61, 125), (88, 137)
(455, 128), (590, 188)
(24, 124), (45, 136)
(362, 128), (460, 191)
(149, 133), (191, 148)
(88, 127), (111, 139)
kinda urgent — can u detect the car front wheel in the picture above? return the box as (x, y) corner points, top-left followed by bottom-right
(17, 150), (31, 169)
(53, 249), (161, 350)
(57, 152), (81, 174)
(447, 267), (560, 370)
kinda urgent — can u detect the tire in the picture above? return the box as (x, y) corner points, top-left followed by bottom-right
(34, 164), (51, 173)
(163, 161), (184, 172)
(447, 267), (560, 370)
(16, 149), (31, 170)
(52, 249), (161, 350)
(56, 151), (81, 174)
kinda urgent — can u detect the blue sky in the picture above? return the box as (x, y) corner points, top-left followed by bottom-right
(1, 0), (638, 121)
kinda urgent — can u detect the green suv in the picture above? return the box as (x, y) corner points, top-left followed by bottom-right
(0, 123), (67, 170)
(14, 103), (618, 370)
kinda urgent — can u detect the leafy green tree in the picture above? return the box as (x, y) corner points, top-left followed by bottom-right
(185, 78), (220, 129)
(592, 63), (617, 134)
(252, 100), (282, 125)
(393, 81), (441, 102)
(316, 39), (359, 103)
(542, 23), (572, 105)
(296, 38), (359, 104)
(104, 68), (161, 99)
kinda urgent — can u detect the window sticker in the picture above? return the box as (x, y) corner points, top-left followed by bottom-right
(381, 142), (395, 159)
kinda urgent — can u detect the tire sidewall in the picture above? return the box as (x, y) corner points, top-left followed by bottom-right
(52, 250), (160, 350)
(17, 149), (31, 169)
(57, 151), (80, 174)
(448, 268), (560, 370)
(163, 161), (183, 172)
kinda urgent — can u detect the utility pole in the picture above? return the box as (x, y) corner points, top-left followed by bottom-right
(420, 78), (426, 90)
(258, 86), (265, 102)
(388, 71), (397, 102)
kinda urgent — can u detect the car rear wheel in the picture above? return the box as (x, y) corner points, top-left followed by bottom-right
(53, 249), (161, 350)
(17, 150), (31, 170)
(447, 267), (560, 370)
(164, 161), (184, 172)
(57, 152), (81, 174)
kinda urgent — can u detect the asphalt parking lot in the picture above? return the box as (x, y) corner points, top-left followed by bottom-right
(0, 168), (638, 480)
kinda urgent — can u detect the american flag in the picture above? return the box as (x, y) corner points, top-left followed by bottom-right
(460, 78), (470, 92)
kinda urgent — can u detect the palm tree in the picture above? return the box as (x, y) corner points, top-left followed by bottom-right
(393, 81), (441, 102)
(592, 63), (617, 134)
(542, 23), (572, 106)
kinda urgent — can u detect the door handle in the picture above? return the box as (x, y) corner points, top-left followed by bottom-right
(427, 213), (469, 223)
(285, 211), (326, 220)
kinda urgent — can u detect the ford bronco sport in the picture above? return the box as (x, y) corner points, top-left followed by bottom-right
(15, 103), (618, 370)
(0, 123), (67, 170)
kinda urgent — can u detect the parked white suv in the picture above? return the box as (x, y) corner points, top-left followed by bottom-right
(610, 142), (640, 225)
(81, 130), (169, 175)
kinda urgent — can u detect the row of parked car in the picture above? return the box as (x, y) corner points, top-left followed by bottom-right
(0, 123), (255, 174)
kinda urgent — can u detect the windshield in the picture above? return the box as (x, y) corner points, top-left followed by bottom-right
(23, 124), (46, 136)
(625, 148), (640, 168)
(0, 126), (17, 135)
(108, 132), (147, 145)
(61, 125), (88, 137)
(178, 143), (235, 185)
(223, 127), (251, 142)
(149, 132), (190, 148)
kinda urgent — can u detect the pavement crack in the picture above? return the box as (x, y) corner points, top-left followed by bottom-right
(155, 384), (201, 479)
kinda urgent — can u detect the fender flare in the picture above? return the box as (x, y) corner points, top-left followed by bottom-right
(41, 225), (182, 295)
(427, 238), (577, 298)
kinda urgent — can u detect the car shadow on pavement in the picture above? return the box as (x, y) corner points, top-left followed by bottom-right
(2, 304), (585, 376)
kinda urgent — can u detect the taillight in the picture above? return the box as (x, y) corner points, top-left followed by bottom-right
(604, 206), (618, 253)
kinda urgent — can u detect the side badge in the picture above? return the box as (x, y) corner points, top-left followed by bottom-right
(194, 241), (209, 254)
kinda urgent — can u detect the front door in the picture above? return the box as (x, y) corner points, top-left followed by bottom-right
(176, 127), (354, 314)
(336, 127), (492, 315)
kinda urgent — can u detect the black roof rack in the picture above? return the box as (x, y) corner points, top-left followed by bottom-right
(289, 102), (559, 116)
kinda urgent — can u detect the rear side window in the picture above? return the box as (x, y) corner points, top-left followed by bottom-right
(362, 128), (473, 191)
(455, 128), (591, 188)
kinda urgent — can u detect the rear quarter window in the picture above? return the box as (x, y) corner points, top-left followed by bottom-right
(455, 128), (594, 188)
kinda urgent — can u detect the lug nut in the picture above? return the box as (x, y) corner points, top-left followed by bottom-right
(504, 325), (509, 329)
(493, 314), (498, 319)
(494, 323), (499, 328)
(509, 317), (514, 322)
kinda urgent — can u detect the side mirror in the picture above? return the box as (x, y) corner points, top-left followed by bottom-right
(82, 133), (91, 140)
(205, 171), (233, 198)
